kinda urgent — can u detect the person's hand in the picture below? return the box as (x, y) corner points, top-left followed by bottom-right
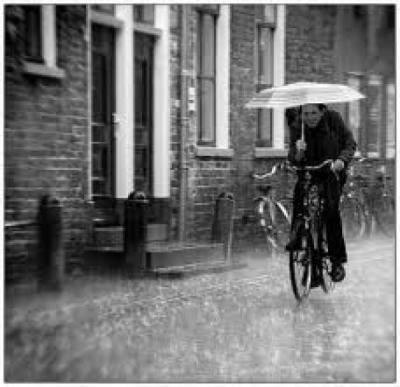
(331, 159), (345, 172)
(295, 139), (306, 152)
(294, 139), (306, 161)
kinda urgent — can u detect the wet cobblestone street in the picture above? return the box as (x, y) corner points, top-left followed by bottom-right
(5, 236), (395, 383)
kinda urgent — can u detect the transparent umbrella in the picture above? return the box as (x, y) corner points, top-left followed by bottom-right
(245, 82), (366, 140)
(245, 82), (365, 109)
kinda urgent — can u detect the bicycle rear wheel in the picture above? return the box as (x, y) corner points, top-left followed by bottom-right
(374, 194), (395, 237)
(289, 232), (312, 301)
(340, 196), (367, 239)
(255, 198), (291, 253)
(273, 201), (292, 250)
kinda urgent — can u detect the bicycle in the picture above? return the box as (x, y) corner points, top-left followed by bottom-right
(251, 162), (291, 254)
(340, 158), (395, 238)
(340, 158), (369, 240)
(285, 159), (336, 301)
(367, 163), (395, 238)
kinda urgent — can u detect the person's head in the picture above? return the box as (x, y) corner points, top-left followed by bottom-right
(302, 104), (327, 128)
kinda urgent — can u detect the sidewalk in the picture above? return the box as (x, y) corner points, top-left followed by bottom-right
(5, 236), (394, 382)
(6, 246), (268, 318)
(5, 236), (392, 318)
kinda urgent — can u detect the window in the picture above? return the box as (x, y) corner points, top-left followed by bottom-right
(346, 73), (363, 155)
(254, 5), (285, 157)
(21, 5), (64, 78)
(24, 5), (42, 62)
(386, 5), (394, 29)
(256, 23), (274, 146)
(367, 74), (383, 157)
(386, 83), (395, 158)
(134, 5), (155, 25)
(91, 5), (115, 15)
(196, 7), (218, 146)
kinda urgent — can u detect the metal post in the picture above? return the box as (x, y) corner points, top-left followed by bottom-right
(124, 191), (149, 271)
(212, 192), (235, 262)
(37, 195), (64, 291)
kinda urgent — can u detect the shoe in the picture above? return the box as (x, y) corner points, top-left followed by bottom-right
(310, 277), (321, 288)
(285, 236), (301, 251)
(331, 262), (345, 282)
(310, 265), (321, 288)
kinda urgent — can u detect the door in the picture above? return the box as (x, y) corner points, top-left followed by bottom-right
(134, 33), (154, 195)
(91, 24), (116, 199)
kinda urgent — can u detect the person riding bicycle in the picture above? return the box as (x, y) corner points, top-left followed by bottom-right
(285, 103), (356, 282)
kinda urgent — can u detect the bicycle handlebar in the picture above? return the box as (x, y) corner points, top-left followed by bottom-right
(252, 159), (339, 180)
(285, 159), (334, 172)
(286, 159), (340, 181)
(252, 162), (284, 180)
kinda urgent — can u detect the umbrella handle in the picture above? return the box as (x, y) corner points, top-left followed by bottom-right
(301, 116), (305, 142)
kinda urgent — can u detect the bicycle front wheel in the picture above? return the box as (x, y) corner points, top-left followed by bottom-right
(374, 194), (395, 237)
(289, 232), (312, 301)
(319, 256), (335, 294)
(340, 196), (367, 240)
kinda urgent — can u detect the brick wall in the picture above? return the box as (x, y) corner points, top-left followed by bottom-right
(286, 5), (338, 84)
(5, 5), (89, 282)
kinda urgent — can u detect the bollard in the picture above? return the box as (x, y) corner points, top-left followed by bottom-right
(212, 192), (235, 262)
(124, 191), (149, 271)
(37, 195), (64, 291)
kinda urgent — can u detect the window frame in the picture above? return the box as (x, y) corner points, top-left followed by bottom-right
(21, 5), (65, 79)
(385, 82), (395, 159)
(366, 74), (383, 158)
(254, 5), (286, 157)
(196, 7), (218, 146)
(24, 5), (43, 63)
(256, 21), (275, 147)
(345, 72), (364, 158)
(134, 5), (155, 25)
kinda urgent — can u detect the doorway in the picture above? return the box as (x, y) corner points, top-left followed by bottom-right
(91, 24), (116, 200)
(134, 32), (154, 195)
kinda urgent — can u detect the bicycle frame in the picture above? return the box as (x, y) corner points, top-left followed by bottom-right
(252, 162), (291, 252)
(287, 159), (336, 298)
(287, 159), (334, 244)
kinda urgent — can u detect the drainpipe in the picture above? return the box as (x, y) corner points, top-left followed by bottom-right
(178, 5), (188, 242)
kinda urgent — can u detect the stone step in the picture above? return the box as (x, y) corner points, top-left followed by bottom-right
(84, 242), (227, 273)
(83, 247), (125, 273)
(92, 223), (168, 248)
(147, 260), (247, 278)
(147, 223), (168, 242)
(92, 226), (123, 247)
(145, 242), (225, 269)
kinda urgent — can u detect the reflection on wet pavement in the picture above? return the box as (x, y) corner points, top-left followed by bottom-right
(5, 236), (395, 382)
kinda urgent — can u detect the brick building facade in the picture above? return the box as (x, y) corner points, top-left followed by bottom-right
(4, 4), (395, 282)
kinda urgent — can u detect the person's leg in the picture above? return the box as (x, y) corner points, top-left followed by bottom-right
(324, 174), (347, 281)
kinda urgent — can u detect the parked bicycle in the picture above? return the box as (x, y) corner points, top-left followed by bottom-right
(251, 162), (291, 253)
(285, 159), (336, 301)
(340, 157), (395, 239)
(367, 163), (395, 237)
(340, 158), (369, 239)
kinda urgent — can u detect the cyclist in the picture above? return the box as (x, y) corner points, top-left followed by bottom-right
(285, 104), (356, 282)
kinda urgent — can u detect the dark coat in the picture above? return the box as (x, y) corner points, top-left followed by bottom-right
(288, 109), (356, 171)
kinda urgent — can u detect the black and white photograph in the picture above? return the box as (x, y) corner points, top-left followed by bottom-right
(3, 2), (396, 383)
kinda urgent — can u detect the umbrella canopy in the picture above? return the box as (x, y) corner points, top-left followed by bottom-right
(245, 82), (366, 109)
